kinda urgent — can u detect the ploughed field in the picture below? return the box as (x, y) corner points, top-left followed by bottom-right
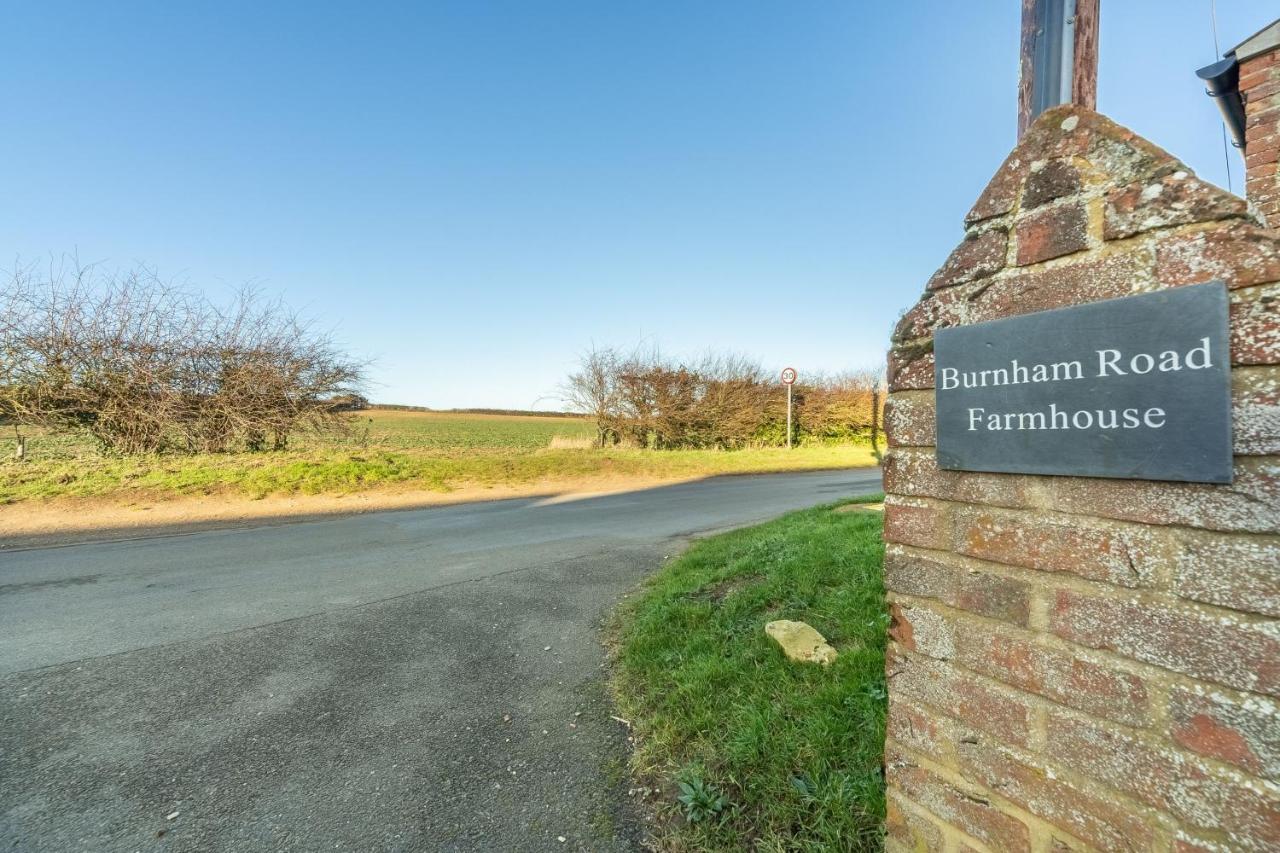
(0, 410), (875, 505)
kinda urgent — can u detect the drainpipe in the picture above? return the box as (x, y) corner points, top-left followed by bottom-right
(1196, 55), (1247, 150)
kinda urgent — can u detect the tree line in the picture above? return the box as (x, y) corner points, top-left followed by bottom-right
(1, 259), (364, 456)
(561, 346), (884, 451)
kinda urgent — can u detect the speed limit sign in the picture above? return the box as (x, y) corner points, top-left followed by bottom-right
(780, 367), (797, 448)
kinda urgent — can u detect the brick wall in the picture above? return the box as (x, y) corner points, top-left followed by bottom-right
(882, 106), (1280, 852)
(1241, 40), (1280, 226)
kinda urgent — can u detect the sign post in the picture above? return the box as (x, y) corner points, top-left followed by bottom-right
(781, 367), (797, 449)
(1018, 0), (1099, 137)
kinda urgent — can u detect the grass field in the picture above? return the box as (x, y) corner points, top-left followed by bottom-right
(608, 496), (887, 851)
(0, 410), (877, 505)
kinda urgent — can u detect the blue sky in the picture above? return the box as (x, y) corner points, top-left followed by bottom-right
(3, 1), (1267, 408)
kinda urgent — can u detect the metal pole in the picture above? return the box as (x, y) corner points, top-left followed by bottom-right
(786, 384), (793, 449)
(1018, 0), (1098, 138)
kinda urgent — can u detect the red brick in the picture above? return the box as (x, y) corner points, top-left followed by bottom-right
(887, 448), (1280, 535)
(1246, 96), (1280, 118)
(1250, 133), (1280, 157)
(887, 645), (1034, 748)
(1015, 202), (1089, 265)
(1241, 54), (1278, 75)
(1231, 283), (1280, 366)
(887, 601), (915, 652)
(954, 623), (1152, 727)
(954, 740), (1164, 851)
(1247, 121), (1278, 143)
(887, 748), (1032, 852)
(1246, 73), (1280, 94)
(887, 347), (933, 391)
(1021, 159), (1081, 209)
(1247, 169), (1278, 187)
(885, 547), (1031, 626)
(883, 498), (950, 550)
(1169, 684), (1280, 781)
(1233, 368), (1280, 455)
(886, 793), (946, 852)
(891, 248), (1156, 347)
(1248, 188), (1280, 210)
(883, 449), (1032, 510)
(1050, 589), (1280, 696)
(962, 251), (1151, 324)
(1247, 147), (1280, 170)
(965, 148), (1026, 224)
(892, 294), (944, 343)
(1154, 222), (1280, 289)
(1044, 456), (1280, 535)
(953, 507), (1163, 588)
(1105, 172), (1250, 240)
(1240, 68), (1277, 93)
(884, 393), (936, 448)
(1173, 529), (1280, 618)
(1045, 713), (1280, 850)
(887, 601), (956, 661)
(1247, 104), (1280, 131)
(887, 697), (953, 760)
(927, 228), (1008, 291)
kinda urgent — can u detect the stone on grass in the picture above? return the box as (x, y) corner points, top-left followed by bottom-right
(835, 502), (883, 514)
(765, 620), (838, 666)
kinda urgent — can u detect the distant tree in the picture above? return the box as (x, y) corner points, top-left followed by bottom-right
(0, 257), (366, 455)
(328, 394), (370, 412)
(561, 345), (623, 447)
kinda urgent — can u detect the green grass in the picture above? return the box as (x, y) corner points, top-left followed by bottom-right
(0, 411), (878, 505)
(609, 496), (887, 852)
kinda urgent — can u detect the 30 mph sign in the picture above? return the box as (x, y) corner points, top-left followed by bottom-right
(780, 368), (797, 448)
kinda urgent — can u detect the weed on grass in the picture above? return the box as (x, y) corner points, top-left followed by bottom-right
(609, 494), (887, 851)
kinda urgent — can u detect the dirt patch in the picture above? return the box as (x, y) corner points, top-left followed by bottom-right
(688, 574), (763, 605)
(0, 474), (701, 550)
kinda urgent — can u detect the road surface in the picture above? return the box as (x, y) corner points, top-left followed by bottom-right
(1, 469), (881, 852)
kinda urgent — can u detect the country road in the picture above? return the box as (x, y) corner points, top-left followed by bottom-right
(0, 468), (881, 852)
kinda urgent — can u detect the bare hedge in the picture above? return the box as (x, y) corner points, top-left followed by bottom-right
(1, 259), (365, 454)
(562, 346), (882, 450)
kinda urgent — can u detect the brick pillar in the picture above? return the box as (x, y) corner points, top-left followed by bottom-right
(1241, 29), (1280, 225)
(883, 106), (1280, 852)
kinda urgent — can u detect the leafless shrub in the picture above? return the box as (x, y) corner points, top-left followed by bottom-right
(0, 257), (365, 455)
(561, 345), (883, 450)
(560, 345), (623, 447)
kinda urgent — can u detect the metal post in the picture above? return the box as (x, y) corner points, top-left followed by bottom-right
(1018, 0), (1098, 138)
(781, 367), (797, 448)
(786, 384), (793, 449)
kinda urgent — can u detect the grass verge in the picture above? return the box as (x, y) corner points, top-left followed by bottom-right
(1, 412), (878, 505)
(608, 495), (887, 851)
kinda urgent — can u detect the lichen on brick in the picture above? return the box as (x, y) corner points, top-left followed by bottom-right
(1022, 158), (1082, 209)
(1105, 171), (1253, 240)
(883, 102), (1280, 852)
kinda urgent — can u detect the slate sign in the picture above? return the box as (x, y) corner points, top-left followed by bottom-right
(934, 281), (1232, 484)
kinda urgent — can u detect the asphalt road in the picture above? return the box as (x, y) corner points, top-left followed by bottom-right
(1, 468), (881, 852)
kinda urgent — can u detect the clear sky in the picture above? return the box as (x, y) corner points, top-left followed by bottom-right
(3, 1), (1268, 408)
